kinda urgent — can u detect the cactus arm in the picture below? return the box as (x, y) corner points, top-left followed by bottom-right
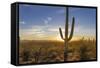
(68, 17), (75, 41)
(59, 28), (65, 40)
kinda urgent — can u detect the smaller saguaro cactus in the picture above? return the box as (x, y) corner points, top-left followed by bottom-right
(59, 17), (75, 61)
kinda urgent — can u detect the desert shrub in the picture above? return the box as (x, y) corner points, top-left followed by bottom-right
(80, 44), (88, 60)
(79, 38), (96, 60)
(32, 47), (42, 63)
(42, 49), (63, 62)
(22, 49), (31, 61)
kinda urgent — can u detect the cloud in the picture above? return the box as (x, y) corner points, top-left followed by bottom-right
(44, 20), (48, 25)
(20, 25), (61, 40)
(73, 24), (96, 37)
(19, 21), (25, 24)
(47, 17), (52, 21)
(19, 20), (96, 40)
(43, 17), (52, 25)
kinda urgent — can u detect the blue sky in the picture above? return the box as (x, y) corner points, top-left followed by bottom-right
(69, 7), (96, 39)
(19, 4), (66, 29)
(19, 4), (96, 41)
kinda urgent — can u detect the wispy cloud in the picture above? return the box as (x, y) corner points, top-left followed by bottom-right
(43, 17), (52, 25)
(47, 17), (52, 21)
(73, 23), (96, 38)
(19, 20), (96, 40)
(20, 24), (61, 40)
(19, 21), (26, 24)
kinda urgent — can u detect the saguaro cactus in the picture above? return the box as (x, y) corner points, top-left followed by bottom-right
(59, 8), (75, 61)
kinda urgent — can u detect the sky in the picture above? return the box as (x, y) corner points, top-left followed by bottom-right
(19, 4), (96, 41)
(69, 7), (96, 40)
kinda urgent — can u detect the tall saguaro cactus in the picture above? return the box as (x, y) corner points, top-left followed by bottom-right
(59, 8), (75, 61)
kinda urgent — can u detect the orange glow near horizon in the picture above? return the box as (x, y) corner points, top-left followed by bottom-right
(20, 34), (95, 42)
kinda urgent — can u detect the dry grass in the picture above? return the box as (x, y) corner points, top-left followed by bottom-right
(19, 38), (96, 64)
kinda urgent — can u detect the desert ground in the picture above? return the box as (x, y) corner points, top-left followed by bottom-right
(19, 38), (96, 64)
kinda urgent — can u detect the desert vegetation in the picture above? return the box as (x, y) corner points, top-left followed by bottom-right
(19, 38), (96, 64)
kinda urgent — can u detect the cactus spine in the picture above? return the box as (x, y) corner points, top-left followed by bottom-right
(59, 8), (75, 61)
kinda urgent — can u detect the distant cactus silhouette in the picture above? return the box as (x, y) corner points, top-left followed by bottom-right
(59, 8), (75, 61)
